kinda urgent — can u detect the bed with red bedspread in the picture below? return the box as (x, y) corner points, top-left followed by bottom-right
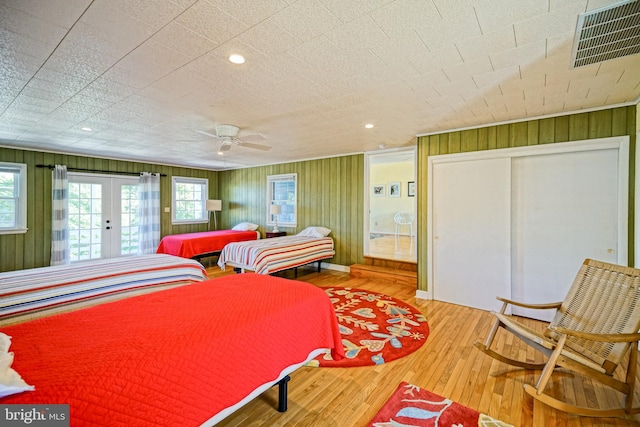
(156, 230), (259, 259)
(0, 274), (343, 426)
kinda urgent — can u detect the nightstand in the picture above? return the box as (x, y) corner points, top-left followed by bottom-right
(266, 231), (286, 238)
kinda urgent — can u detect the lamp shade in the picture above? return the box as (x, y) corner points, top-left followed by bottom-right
(206, 199), (222, 211)
(269, 204), (281, 215)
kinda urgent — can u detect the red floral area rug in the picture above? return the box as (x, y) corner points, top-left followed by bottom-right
(368, 382), (513, 427)
(308, 287), (429, 368)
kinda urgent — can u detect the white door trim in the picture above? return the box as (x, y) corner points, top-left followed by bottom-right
(363, 146), (417, 256)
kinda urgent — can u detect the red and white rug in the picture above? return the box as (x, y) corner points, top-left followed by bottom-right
(368, 382), (513, 427)
(308, 287), (429, 368)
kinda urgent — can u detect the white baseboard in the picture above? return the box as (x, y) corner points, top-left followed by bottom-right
(322, 262), (350, 272)
(415, 290), (430, 300)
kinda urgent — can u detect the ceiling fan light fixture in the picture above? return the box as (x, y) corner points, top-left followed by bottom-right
(197, 124), (271, 152)
(215, 124), (240, 138)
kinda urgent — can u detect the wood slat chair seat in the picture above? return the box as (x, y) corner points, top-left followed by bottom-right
(475, 258), (640, 417)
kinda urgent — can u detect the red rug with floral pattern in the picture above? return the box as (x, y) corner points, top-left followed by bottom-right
(307, 287), (429, 368)
(368, 382), (513, 426)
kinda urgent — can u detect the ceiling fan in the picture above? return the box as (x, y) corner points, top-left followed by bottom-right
(195, 124), (271, 153)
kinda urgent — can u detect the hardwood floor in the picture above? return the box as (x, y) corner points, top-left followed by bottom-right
(207, 267), (640, 427)
(367, 235), (416, 263)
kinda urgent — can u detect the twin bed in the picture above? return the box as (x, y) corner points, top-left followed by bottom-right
(218, 235), (335, 274)
(156, 229), (259, 260)
(0, 254), (343, 426)
(156, 225), (336, 276)
(0, 254), (207, 321)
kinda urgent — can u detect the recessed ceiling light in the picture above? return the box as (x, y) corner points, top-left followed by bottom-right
(218, 150), (224, 156)
(365, 123), (374, 129)
(81, 127), (92, 132)
(229, 54), (245, 64)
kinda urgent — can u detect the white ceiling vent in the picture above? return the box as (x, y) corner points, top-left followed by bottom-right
(570, 0), (640, 68)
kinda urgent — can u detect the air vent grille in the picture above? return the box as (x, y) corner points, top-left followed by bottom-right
(570, 0), (640, 68)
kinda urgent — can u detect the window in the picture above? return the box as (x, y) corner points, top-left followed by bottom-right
(0, 162), (27, 234)
(172, 176), (208, 224)
(267, 173), (297, 227)
(120, 184), (139, 255)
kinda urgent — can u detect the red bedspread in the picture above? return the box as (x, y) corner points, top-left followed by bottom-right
(1, 275), (344, 426)
(156, 230), (259, 259)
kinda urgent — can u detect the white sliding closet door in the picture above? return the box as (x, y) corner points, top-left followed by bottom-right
(511, 148), (622, 321)
(427, 137), (628, 318)
(431, 158), (511, 312)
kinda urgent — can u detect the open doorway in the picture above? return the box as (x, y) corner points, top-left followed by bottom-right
(364, 147), (417, 263)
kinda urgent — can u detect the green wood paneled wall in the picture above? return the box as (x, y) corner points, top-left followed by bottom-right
(0, 147), (218, 272)
(416, 105), (638, 292)
(218, 155), (364, 267)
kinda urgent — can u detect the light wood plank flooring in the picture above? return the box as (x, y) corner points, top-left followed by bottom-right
(207, 267), (640, 427)
(367, 235), (416, 263)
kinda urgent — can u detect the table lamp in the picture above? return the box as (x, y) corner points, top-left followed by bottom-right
(270, 204), (281, 232)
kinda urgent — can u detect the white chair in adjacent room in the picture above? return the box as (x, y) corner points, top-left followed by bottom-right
(393, 212), (415, 238)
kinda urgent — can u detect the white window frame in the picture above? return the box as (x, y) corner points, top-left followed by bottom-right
(0, 162), (27, 234)
(266, 173), (297, 227)
(171, 176), (208, 225)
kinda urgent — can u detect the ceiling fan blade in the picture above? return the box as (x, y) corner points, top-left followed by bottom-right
(237, 134), (266, 142)
(236, 141), (272, 151)
(194, 130), (217, 138)
(219, 143), (232, 152)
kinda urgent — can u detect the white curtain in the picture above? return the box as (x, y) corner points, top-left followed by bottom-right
(137, 172), (160, 255)
(50, 165), (69, 266)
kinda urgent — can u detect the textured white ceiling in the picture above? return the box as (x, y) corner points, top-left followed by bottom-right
(1, 0), (639, 170)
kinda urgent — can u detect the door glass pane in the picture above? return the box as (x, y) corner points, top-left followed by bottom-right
(69, 182), (102, 261)
(120, 184), (139, 255)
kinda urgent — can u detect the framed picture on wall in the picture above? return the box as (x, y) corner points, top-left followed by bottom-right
(372, 184), (386, 197)
(389, 182), (400, 198)
(408, 181), (416, 197)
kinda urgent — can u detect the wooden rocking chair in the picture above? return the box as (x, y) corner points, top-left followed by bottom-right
(475, 258), (640, 417)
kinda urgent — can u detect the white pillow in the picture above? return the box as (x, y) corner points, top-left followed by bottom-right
(0, 333), (34, 398)
(297, 226), (331, 238)
(232, 222), (259, 231)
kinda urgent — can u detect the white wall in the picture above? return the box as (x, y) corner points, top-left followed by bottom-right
(370, 159), (415, 234)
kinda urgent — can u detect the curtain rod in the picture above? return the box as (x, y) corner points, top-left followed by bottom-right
(36, 164), (166, 177)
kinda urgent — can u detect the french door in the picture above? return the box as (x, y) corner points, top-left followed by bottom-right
(68, 174), (140, 261)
